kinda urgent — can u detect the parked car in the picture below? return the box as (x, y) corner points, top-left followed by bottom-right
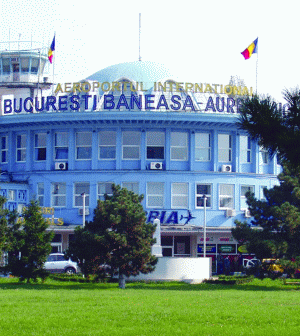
(44, 253), (80, 274)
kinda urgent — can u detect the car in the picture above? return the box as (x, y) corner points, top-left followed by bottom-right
(245, 258), (260, 269)
(44, 253), (80, 274)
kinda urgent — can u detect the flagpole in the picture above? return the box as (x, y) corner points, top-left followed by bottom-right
(52, 32), (55, 95)
(256, 46), (258, 95)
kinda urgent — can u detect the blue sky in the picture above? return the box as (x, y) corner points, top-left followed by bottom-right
(0, 0), (299, 102)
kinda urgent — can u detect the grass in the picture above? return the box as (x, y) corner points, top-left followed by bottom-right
(0, 277), (300, 335)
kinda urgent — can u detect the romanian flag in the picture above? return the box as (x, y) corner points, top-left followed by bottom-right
(48, 35), (55, 64)
(241, 38), (258, 60)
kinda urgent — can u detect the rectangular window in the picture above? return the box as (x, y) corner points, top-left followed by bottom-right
(147, 131), (165, 160)
(98, 182), (113, 200)
(218, 134), (232, 162)
(37, 182), (44, 206)
(196, 184), (212, 208)
(99, 131), (116, 159)
(20, 58), (29, 73)
(195, 133), (211, 161)
(55, 132), (68, 160)
(8, 190), (15, 201)
(171, 132), (188, 161)
(260, 146), (269, 164)
(31, 58), (39, 74)
(171, 183), (188, 208)
(1, 136), (8, 163)
(241, 185), (254, 210)
(219, 184), (234, 209)
(260, 186), (267, 201)
(147, 182), (164, 208)
(2, 58), (10, 74)
(51, 182), (66, 207)
(74, 182), (90, 207)
(35, 133), (47, 161)
(122, 131), (141, 159)
(16, 134), (26, 162)
(240, 135), (251, 163)
(122, 182), (139, 194)
(76, 132), (92, 160)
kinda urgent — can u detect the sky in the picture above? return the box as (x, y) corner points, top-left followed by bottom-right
(0, 0), (299, 102)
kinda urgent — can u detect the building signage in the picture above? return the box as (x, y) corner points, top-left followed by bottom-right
(218, 244), (236, 253)
(198, 244), (217, 253)
(146, 210), (196, 225)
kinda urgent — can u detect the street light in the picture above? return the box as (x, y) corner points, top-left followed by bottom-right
(81, 192), (86, 228)
(202, 195), (207, 258)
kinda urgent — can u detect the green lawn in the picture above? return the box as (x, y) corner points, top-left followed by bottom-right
(0, 278), (300, 335)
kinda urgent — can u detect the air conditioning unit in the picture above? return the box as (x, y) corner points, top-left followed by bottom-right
(150, 162), (163, 170)
(43, 77), (49, 83)
(226, 209), (236, 217)
(55, 162), (68, 170)
(244, 209), (252, 218)
(222, 164), (232, 172)
(78, 208), (90, 216)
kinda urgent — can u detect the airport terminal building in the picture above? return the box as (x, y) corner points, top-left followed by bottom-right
(0, 45), (280, 272)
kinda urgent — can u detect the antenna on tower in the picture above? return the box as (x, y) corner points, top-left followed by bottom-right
(139, 13), (142, 61)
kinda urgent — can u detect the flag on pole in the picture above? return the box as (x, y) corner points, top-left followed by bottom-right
(48, 35), (55, 64)
(241, 38), (258, 60)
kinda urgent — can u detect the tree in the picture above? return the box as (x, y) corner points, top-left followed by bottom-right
(6, 200), (54, 282)
(67, 184), (158, 288)
(238, 88), (300, 168)
(232, 163), (300, 262)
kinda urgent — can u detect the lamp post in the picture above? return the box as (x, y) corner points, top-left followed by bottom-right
(81, 192), (86, 228)
(203, 195), (207, 258)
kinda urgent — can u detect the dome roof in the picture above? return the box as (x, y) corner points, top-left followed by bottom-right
(86, 61), (174, 85)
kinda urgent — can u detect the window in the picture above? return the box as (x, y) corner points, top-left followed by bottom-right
(171, 132), (188, 161)
(2, 58), (10, 74)
(37, 182), (44, 206)
(99, 131), (116, 159)
(20, 58), (29, 73)
(55, 132), (68, 160)
(8, 190), (15, 201)
(196, 184), (212, 208)
(122, 182), (139, 194)
(241, 185), (254, 210)
(260, 186), (267, 201)
(35, 133), (47, 161)
(1, 136), (8, 163)
(218, 134), (232, 162)
(195, 133), (211, 161)
(240, 136), (251, 163)
(147, 132), (165, 160)
(31, 58), (39, 74)
(76, 132), (92, 160)
(122, 131), (141, 159)
(219, 184), (234, 209)
(16, 134), (26, 162)
(260, 146), (269, 164)
(147, 182), (164, 208)
(171, 183), (188, 208)
(74, 182), (90, 207)
(51, 182), (66, 207)
(98, 182), (113, 200)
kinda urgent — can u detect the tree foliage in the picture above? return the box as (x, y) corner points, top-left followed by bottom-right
(238, 89), (300, 168)
(232, 163), (300, 260)
(66, 184), (158, 287)
(5, 200), (54, 282)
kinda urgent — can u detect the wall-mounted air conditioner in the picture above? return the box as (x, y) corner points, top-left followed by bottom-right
(222, 164), (232, 172)
(55, 162), (68, 170)
(150, 162), (163, 170)
(244, 209), (251, 218)
(78, 208), (90, 216)
(226, 209), (236, 217)
(43, 77), (49, 83)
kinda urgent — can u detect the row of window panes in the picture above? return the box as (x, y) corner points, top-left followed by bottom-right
(37, 182), (266, 210)
(0, 57), (45, 75)
(2, 133), (267, 164)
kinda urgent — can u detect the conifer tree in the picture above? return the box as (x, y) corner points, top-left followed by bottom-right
(6, 200), (54, 282)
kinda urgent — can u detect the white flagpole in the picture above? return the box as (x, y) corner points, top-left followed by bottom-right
(52, 32), (55, 95)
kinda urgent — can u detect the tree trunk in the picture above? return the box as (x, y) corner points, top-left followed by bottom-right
(119, 273), (126, 289)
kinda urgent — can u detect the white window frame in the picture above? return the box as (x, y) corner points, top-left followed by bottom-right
(241, 185), (254, 210)
(37, 182), (44, 206)
(99, 131), (116, 160)
(260, 146), (269, 164)
(195, 133), (211, 162)
(54, 132), (69, 161)
(170, 132), (188, 161)
(16, 134), (26, 162)
(146, 131), (165, 160)
(195, 184), (212, 208)
(171, 183), (188, 209)
(122, 131), (141, 160)
(1, 136), (8, 163)
(219, 184), (234, 210)
(147, 182), (164, 208)
(218, 134), (232, 162)
(75, 132), (92, 160)
(240, 135), (251, 163)
(122, 182), (139, 194)
(51, 182), (66, 208)
(34, 133), (47, 161)
(74, 182), (90, 207)
(98, 182), (113, 201)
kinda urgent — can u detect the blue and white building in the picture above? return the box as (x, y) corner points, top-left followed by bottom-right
(0, 44), (280, 272)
